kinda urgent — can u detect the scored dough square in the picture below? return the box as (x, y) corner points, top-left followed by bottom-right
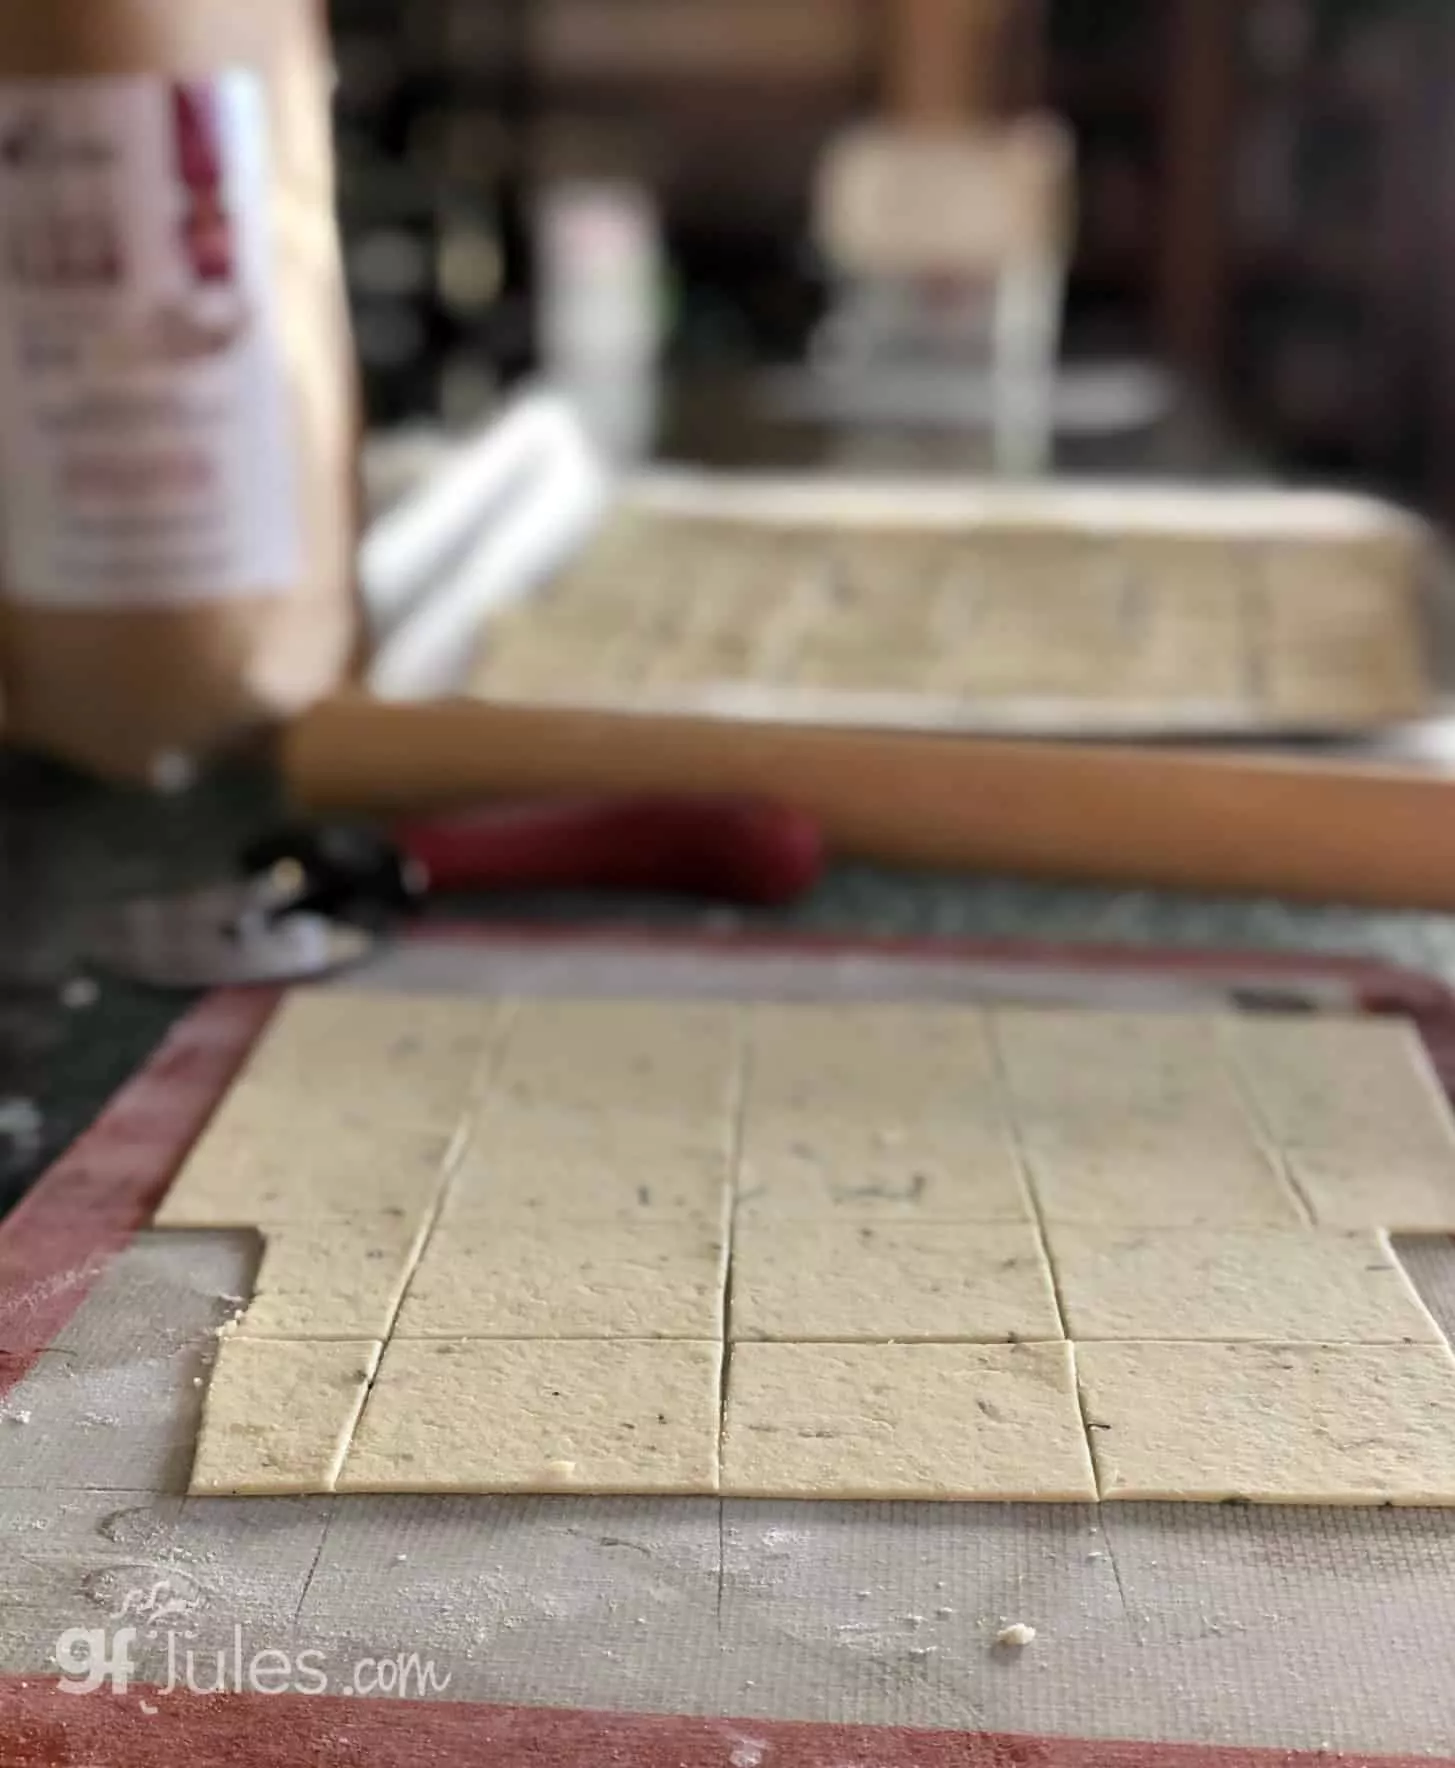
(234, 992), (508, 1127)
(1223, 1015), (1455, 1153)
(1279, 1149), (1455, 1234)
(1223, 1016), (1455, 1230)
(441, 1138), (731, 1226)
(339, 1338), (722, 1495)
(1021, 1124), (1303, 1227)
(462, 1101), (734, 1170)
(394, 1220), (727, 1338)
(189, 1338), (381, 1496)
(730, 1222), (1061, 1343)
(737, 1112), (1031, 1224)
(233, 1217), (431, 1340)
(1048, 1227), (1443, 1344)
(993, 1009), (1237, 1115)
(492, 1000), (741, 1117)
(1076, 1342), (1455, 1504)
(993, 1008), (1304, 1226)
(154, 1115), (458, 1229)
(721, 1342), (1096, 1501)
(747, 1004), (999, 1113)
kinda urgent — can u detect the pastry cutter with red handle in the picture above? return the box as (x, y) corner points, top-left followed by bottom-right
(82, 796), (825, 990)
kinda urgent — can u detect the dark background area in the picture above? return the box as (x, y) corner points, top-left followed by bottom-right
(328, 0), (1455, 513)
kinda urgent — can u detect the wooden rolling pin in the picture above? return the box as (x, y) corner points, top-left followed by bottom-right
(283, 694), (1455, 910)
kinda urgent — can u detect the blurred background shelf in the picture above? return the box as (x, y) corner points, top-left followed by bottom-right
(327, 0), (1455, 516)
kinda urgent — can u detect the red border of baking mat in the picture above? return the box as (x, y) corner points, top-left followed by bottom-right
(0, 1688), (1446, 1768)
(3, 929), (1454, 1768)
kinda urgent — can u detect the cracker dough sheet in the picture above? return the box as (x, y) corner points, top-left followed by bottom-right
(164, 996), (1455, 1504)
(469, 506), (1433, 732)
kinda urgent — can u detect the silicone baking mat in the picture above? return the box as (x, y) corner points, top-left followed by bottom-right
(3, 928), (1455, 1765)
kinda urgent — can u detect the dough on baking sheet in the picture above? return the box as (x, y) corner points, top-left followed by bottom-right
(233, 992), (509, 1127)
(735, 1130), (1033, 1224)
(740, 1004), (1030, 1221)
(1020, 1123), (1304, 1227)
(1048, 1227), (1442, 1344)
(748, 1004), (999, 1113)
(233, 1217), (431, 1340)
(441, 1140), (732, 1226)
(1075, 1341), (1455, 1505)
(730, 1221), (1061, 1343)
(464, 1100), (734, 1170)
(154, 1116), (458, 1229)
(994, 1008), (1311, 1226)
(1109, 547), (1251, 707)
(1223, 1015), (1455, 1155)
(721, 1341), (1095, 1501)
(172, 992), (1455, 1506)
(1259, 558), (1427, 721)
(394, 1220), (727, 1339)
(338, 1338), (722, 1495)
(1222, 1015), (1455, 1229)
(189, 1338), (382, 1496)
(993, 1009), (1251, 1123)
(492, 999), (742, 1117)
(1279, 1149), (1455, 1234)
(470, 510), (1431, 727)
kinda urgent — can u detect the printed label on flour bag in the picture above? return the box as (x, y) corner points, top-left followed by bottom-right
(0, 74), (301, 604)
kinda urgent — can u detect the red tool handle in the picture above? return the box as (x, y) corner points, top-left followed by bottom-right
(391, 797), (825, 907)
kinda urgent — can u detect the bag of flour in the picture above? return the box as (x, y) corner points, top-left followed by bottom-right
(0, 0), (360, 781)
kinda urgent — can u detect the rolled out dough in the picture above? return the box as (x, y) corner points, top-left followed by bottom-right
(1224, 1016), (1455, 1230)
(471, 509), (1431, 727)
(1049, 1227), (1442, 1345)
(339, 1338), (723, 1495)
(155, 1114), (458, 1230)
(721, 1341), (1096, 1501)
(441, 1142), (732, 1226)
(1019, 1123), (1304, 1228)
(1076, 1341), (1455, 1504)
(190, 1337), (381, 1496)
(736, 1127), (1031, 1224)
(234, 1217), (431, 1340)
(495, 999), (741, 1117)
(394, 1220), (728, 1339)
(729, 1221), (1061, 1343)
(170, 991), (1455, 1505)
(748, 1004), (1002, 1112)
(234, 992), (507, 1127)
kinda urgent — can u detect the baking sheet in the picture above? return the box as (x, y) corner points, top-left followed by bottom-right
(4, 932), (1455, 1762)
(469, 473), (1451, 740)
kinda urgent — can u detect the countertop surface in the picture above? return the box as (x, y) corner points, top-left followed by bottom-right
(7, 745), (1455, 1218)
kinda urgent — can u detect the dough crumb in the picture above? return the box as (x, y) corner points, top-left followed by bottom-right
(995, 1622), (1037, 1649)
(543, 1458), (577, 1481)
